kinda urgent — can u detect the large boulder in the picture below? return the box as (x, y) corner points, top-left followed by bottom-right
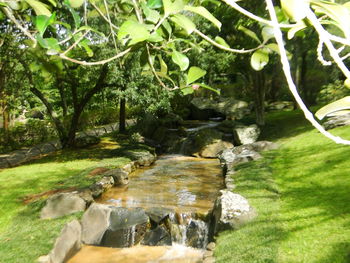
(233, 124), (260, 145)
(128, 151), (156, 167)
(81, 203), (112, 245)
(101, 207), (150, 247)
(218, 146), (262, 172)
(212, 190), (256, 233)
(49, 220), (82, 263)
(191, 97), (250, 120)
(141, 225), (172, 246)
(192, 128), (233, 158)
(185, 219), (209, 248)
(40, 192), (86, 219)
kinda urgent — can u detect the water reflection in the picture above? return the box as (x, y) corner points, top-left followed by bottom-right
(98, 155), (224, 214)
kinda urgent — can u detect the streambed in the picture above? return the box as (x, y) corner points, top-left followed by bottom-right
(69, 155), (224, 262)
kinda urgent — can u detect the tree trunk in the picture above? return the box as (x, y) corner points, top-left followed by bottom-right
(252, 71), (266, 126)
(119, 98), (126, 133)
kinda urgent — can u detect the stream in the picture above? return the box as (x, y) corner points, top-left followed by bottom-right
(68, 155), (224, 263)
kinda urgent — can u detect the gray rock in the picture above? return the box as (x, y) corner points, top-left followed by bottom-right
(212, 190), (256, 233)
(38, 143), (56, 155)
(186, 219), (209, 248)
(101, 207), (150, 247)
(0, 157), (10, 168)
(81, 203), (112, 245)
(6, 152), (26, 167)
(75, 136), (100, 148)
(323, 113), (350, 130)
(200, 141), (234, 158)
(40, 192), (86, 219)
(218, 147), (262, 172)
(247, 141), (279, 152)
(129, 151), (156, 167)
(122, 162), (136, 173)
(233, 124), (260, 145)
(25, 147), (41, 160)
(267, 101), (294, 111)
(191, 97), (250, 120)
(103, 169), (129, 186)
(142, 225), (172, 246)
(77, 189), (94, 205)
(90, 176), (114, 198)
(49, 220), (82, 263)
(146, 207), (175, 224)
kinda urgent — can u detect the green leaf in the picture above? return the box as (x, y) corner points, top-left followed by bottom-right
(68, 0), (84, 8)
(214, 36), (230, 48)
(162, 20), (172, 36)
(147, 0), (163, 9)
(141, 2), (160, 23)
(25, 0), (52, 16)
(170, 14), (196, 34)
(158, 55), (168, 74)
(171, 50), (189, 71)
(184, 5), (221, 29)
(163, 0), (184, 15)
(186, 66), (206, 85)
(181, 87), (194, 95)
(192, 83), (220, 95)
(148, 32), (163, 42)
(118, 20), (150, 46)
(35, 13), (56, 36)
(79, 39), (93, 57)
(281, 0), (308, 21)
(251, 49), (269, 71)
(315, 96), (350, 120)
(64, 0), (81, 28)
(262, 26), (274, 42)
(238, 25), (261, 44)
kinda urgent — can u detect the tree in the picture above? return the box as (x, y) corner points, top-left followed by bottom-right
(3, 0), (350, 145)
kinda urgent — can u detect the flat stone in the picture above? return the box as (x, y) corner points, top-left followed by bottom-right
(49, 220), (82, 263)
(146, 207), (175, 224)
(40, 192), (86, 219)
(81, 203), (112, 245)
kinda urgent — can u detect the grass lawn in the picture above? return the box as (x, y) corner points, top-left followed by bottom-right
(215, 110), (350, 263)
(0, 136), (149, 263)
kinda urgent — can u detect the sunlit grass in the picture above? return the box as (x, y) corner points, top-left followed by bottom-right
(215, 110), (350, 263)
(0, 136), (140, 263)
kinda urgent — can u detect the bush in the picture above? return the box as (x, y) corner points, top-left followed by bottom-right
(317, 80), (350, 105)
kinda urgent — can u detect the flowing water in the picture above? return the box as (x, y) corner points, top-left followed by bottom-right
(68, 155), (223, 263)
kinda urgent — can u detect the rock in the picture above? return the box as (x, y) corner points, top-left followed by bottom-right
(191, 97), (250, 120)
(248, 141), (279, 152)
(146, 207), (175, 224)
(74, 136), (100, 148)
(101, 207), (150, 247)
(38, 143), (57, 155)
(49, 220), (82, 263)
(142, 225), (172, 246)
(103, 168), (129, 186)
(204, 250), (214, 258)
(212, 190), (256, 233)
(128, 151), (156, 167)
(323, 113), (350, 130)
(200, 141), (234, 158)
(122, 162), (136, 174)
(77, 189), (94, 205)
(267, 101), (294, 111)
(89, 176), (115, 198)
(186, 219), (209, 248)
(40, 192), (86, 219)
(206, 242), (216, 251)
(233, 124), (260, 145)
(218, 147), (262, 172)
(81, 203), (112, 245)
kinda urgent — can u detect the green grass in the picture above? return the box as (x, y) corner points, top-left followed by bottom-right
(215, 110), (350, 263)
(0, 136), (148, 263)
